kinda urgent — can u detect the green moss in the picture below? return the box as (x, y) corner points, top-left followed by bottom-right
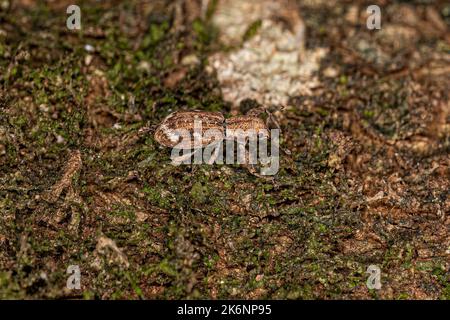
(142, 185), (172, 209)
(243, 20), (262, 42)
(109, 206), (136, 222)
(0, 0), (447, 300)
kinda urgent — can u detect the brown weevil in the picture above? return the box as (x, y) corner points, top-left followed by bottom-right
(153, 107), (280, 176)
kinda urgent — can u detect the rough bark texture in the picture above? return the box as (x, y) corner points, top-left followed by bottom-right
(0, 0), (448, 299)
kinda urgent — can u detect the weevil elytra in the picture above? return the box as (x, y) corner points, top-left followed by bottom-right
(153, 107), (279, 176)
(154, 110), (226, 149)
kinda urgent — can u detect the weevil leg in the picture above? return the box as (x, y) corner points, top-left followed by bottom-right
(244, 162), (275, 180)
(236, 140), (248, 165)
(266, 111), (281, 130)
(171, 149), (197, 165)
(138, 124), (157, 135)
(239, 143), (274, 180)
(262, 108), (295, 157)
(236, 140), (255, 173)
(205, 141), (222, 165)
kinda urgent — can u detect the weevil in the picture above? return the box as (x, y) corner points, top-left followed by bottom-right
(153, 107), (280, 176)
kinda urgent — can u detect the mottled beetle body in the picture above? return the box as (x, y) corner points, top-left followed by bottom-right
(154, 108), (270, 148)
(153, 107), (278, 176)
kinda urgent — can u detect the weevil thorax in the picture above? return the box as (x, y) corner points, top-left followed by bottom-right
(225, 115), (269, 139)
(154, 110), (225, 149)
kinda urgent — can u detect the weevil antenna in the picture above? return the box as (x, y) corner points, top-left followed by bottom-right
(138, 123), (158, 135)
(265, 105), (286, 130)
